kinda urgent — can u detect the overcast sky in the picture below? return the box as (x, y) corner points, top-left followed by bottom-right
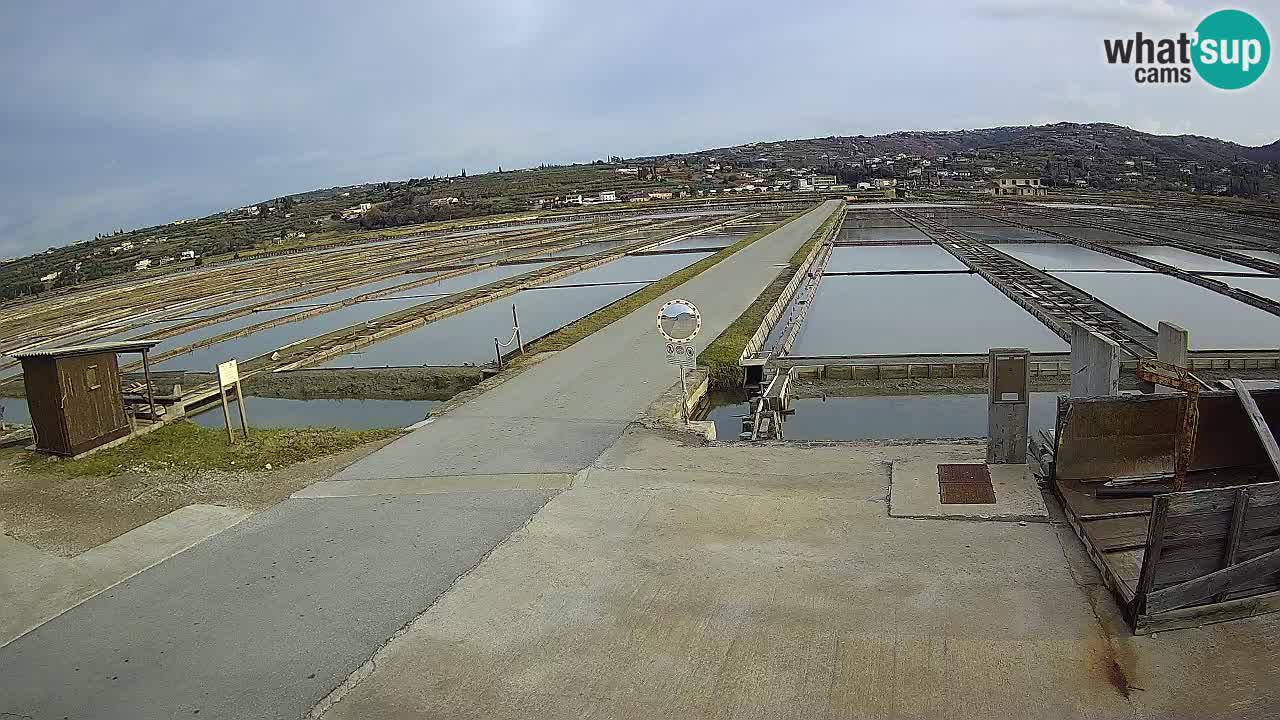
(1, 0), (1275, 257)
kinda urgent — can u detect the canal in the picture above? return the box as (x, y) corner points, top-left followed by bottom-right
(705, 391), (1061, 441)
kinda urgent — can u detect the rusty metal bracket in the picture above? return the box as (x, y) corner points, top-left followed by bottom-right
(1136, 359), (1201, 490)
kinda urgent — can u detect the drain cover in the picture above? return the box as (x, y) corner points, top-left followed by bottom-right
(938, 463), (996, 504)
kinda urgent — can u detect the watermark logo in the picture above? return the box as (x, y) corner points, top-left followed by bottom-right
(1103, 8), (1269, 89)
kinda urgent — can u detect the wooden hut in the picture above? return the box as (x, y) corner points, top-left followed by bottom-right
(9, 340), (161, 457)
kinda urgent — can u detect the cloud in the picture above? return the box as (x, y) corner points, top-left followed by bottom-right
(0, 1), (1275, 258)
(977, 0), (1194, 24)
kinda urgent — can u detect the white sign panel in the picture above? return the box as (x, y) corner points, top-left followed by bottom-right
(216, 359), (240, 388)
(665, 341), (697, 367)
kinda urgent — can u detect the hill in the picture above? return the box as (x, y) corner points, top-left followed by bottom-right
(2, 122), (1277, 306)
(640, 122), (1280, 168)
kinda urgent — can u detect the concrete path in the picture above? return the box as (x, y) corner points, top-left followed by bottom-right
(0, 201), (841, 720)
(0, 492), (555, 720)
(317, 428), (1280, 720)
(0, 504), (250, 647)
(321, 200), (841, 485)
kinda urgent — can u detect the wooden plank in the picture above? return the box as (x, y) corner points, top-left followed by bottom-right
(1159, 504), (1280, 545)
(1052, 477), (1138, 610)
(1165, 480), (1280, 515)
(1234, 379), (1280, 481)
(1221, 575), (1280, 601)
(1155, 534), (1280, 585)
(1082, 516), (1149, 552)
(1054, 475), (1152, 518)
(1105, 548), (1145, 586)
(1161, 525), (1280, 563)
(1146, 545), (1280, 614)
(1135, 495), (1170, 611)
(1056, 391), (1280, 482)
(1136, 588), (1280, 635)
(1215, 488), (1251, 602)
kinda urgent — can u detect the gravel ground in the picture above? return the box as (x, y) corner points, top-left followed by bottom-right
(0, 434), (397, 557)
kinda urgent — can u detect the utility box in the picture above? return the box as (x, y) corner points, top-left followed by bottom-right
(10, 340), (161, 456)
(987, 347), (1030, 464)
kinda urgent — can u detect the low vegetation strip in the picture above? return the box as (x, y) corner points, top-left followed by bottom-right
(699, 206), (842, 389)
(517, 208), (812, 357)
(20, 422), (401, 477)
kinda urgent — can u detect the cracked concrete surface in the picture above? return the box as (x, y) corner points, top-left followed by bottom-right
(318, 429), (1280, 720)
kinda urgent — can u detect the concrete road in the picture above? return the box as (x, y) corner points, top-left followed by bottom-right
(0, 493), (555, 720)
(0, 201), (841, 719)
(329, 200), (841, 482)
(318, 429), (1280, 720)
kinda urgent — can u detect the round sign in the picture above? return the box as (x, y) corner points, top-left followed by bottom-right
(657, 298), (701, 342)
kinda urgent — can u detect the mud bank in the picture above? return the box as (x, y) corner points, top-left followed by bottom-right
(234, 366), (484, 400)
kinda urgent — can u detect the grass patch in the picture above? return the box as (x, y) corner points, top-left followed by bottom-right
(515, 207), (813, 357)
(699, 206), (842, 389)
(21, 421), (400, 478)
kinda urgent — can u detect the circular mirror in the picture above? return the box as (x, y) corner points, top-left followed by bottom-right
(658, 300), (700, 341)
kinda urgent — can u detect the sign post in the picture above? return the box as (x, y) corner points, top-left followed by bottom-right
(657, 299), (702, 424)
(215, 359), (249, 444)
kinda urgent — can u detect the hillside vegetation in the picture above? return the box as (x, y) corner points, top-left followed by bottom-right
(3, 122), (1277, 305)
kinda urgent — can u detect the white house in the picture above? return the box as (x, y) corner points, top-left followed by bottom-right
(993, 177), (1046, 196)
(180, 250), (197, 260)
(598, 190), (617, 203)
(134, 259), (152, 270)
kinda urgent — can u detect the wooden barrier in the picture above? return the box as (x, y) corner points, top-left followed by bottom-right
(1135, 483), (1280, 631)
(1049, 388), (1280, 633)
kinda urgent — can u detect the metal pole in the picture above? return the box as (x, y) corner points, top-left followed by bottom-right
(494, 338), (503, 369)
(140, 349), (158, 422)
(234, 379), (250, 439)
(513, 304), (524, 355)
(219, 386), (235, 445)
(679, 364), (689, 424)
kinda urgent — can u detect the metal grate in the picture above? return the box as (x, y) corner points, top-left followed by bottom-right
(938, 463), (996, 504)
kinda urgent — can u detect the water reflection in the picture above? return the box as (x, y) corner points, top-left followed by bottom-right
(791, 274), (1067, 356)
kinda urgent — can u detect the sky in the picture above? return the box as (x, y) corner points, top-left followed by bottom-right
(1, 0), (1275, 257)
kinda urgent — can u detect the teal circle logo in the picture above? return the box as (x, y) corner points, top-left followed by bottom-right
(1193, 9), (1270, 90)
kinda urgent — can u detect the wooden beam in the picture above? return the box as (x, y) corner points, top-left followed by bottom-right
(1146, 544), (1280, 614)
(1134, 495), (1170, 614)
(140, 348), (157, 422)
(1215, 487), (1250, 603)
(1233, 379), (1280, 481)
(1135, 588), (1280, 635)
